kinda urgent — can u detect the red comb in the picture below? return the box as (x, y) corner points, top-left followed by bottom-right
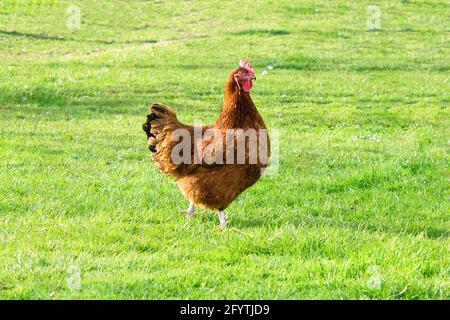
(239, 60), (254, 76)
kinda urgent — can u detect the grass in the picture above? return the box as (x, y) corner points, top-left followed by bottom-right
(0, 0), (449, 299)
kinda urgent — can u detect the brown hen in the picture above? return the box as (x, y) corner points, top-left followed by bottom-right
(143, 61), (269, 227)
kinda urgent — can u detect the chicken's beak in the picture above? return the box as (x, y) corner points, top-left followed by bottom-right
(251, 76), (256, 81)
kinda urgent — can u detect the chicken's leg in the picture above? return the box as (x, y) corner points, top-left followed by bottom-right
(183, 201), (195, 227)
(218, 212), (227, 228)
(186, 201), (195, 217)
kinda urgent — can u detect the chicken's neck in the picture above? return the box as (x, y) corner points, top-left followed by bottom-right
(216, 82), (263, 130)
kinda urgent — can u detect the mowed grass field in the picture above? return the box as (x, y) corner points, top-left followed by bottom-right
(0, 0), (449, 299)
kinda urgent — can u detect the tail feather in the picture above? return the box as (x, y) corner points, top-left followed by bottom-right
(143, 103), (178, 153)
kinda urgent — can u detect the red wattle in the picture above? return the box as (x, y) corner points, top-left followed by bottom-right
(242, 80), (252, 92)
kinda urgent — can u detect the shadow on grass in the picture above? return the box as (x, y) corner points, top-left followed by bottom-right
(229, 29), (290, 36)
(0, 29), (157, 45)
(0, 84), (159, 118)
(233, 214), (449, 240)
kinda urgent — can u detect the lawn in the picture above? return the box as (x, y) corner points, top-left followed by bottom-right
(0, 0), (448, 299)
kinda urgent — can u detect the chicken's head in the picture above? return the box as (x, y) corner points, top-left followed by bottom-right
(234, 60), (256, 93)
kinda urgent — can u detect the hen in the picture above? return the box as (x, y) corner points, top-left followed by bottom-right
(143, 61), (269, 227)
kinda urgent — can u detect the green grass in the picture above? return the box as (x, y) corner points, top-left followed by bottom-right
(0, 0), (449, 299)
